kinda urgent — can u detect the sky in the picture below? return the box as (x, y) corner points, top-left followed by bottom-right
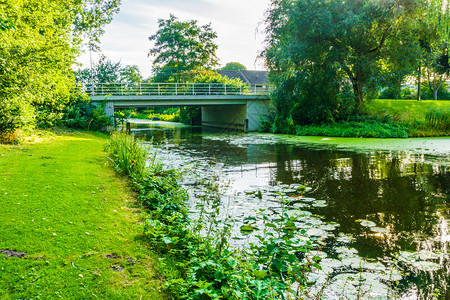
(76, 0), (272, 78)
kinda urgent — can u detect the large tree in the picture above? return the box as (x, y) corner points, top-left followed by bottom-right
(148, 14), (219, 82)
(0, 0), (120, 139)
(264, 0), (420, 125)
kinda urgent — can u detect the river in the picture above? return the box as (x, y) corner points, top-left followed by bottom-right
(132, 120), (449, 300)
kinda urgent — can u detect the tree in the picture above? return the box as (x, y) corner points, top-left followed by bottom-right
(75, 56), (143, 85)
(221, 62), (247, 71)
(264, 0), (420, 125)
(148, 14), (219, 82)
(414, 0), (450, 100)
(0, 0), (121, 140)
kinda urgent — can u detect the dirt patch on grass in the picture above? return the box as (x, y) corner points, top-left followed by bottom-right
(0, 249), (28, 258)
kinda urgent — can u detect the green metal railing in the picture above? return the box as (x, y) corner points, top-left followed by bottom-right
(84, 82), (269, 96)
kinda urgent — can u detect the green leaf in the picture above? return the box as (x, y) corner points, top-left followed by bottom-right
(251, 270), (268, 279)
(240, 224), (258, 232)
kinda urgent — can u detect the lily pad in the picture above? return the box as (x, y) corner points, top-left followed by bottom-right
(411, 261), (441, 271)
(283, 188), (297, 194)
(312, 200), (328, 208)
(320, 258), (344, 269)
(358, 220), (377, 227)
(416, 250), (441, 260)
(378, 269), (403, 281)
(290, 202), (309, 209)
(336, 247), (358, 256)
(305, 228), (329, 238)
(370, 227), (389, 233)
(300, 197), (316, 203)
(318, 224), (338, 231)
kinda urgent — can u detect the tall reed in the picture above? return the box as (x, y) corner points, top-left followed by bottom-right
(425, 107), (450, 131)
(105, 132), (149, 179)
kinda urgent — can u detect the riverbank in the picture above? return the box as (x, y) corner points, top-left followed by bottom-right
(0, 130), (163, 299)
(267, 99), (450, 138)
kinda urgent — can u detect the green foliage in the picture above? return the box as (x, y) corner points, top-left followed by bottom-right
(263, 0), (421, 132)
(221, 62), (247, 71)
(62, 97), (112, 130)
(0, 0), (120, 140)
(425, 106), (450, 131)
(296, 121), (410, 138)
(149, 14), (219, 82)
(264, 0), (419, 110)
(75, 55), (143, 85)
(179, 107), (202, 125)
(73, 0), (121, 51)
(105, 132), (150, 179)
(419, 81), (450, 100)
(268, 64), (356, 133)
(130, 108), (180, 122)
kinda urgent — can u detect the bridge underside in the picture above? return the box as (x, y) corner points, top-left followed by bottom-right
(91, 95), (271, 132)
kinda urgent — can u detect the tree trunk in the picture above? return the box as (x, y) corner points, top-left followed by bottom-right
(417, 62), (421, 101)
(352, 81), (363, 111)
(432, 75), (443, 100)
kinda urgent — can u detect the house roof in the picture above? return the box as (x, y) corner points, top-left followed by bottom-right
(217, 70), (268, 85)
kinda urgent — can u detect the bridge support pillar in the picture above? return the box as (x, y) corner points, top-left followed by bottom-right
(201, 105), (246, 131)
(105, 101), (115, 124)
(201, 100), (273, 132)
(246, 99), (272, 132)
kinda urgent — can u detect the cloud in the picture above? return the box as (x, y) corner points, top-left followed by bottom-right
(77, 0), (271, 77)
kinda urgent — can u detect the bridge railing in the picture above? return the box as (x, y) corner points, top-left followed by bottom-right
(84, 83), (269, 96)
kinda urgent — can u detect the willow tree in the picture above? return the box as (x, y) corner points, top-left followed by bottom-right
(263, 0), (420, 131)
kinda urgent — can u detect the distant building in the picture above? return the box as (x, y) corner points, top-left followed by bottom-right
(217, 70), (269, 94)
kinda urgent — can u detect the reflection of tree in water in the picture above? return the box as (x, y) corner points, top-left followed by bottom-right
(135, 125), (449, 298)
(269, 144), (449, 298)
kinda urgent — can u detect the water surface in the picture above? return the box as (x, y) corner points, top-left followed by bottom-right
(134, 121), (450, 299)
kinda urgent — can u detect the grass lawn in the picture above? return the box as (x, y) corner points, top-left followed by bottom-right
(368, 99), (450, 122)
(0, 131), (163, 299)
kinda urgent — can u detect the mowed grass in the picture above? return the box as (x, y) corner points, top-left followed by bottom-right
(368, 99), (450, 122)
(0, 131), (163, 299)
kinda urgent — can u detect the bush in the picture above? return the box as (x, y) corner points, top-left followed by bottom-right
(296, 121), (410, 138)
(180, 106), (202, 125)
(379, 87), (401, 99)
(62, 97), (111, 131)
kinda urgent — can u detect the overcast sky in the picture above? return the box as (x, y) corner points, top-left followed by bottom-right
(76, 0), (272, 78)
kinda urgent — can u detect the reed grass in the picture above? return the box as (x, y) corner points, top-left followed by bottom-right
(425, 107), (450, 131)
(105, 132), (150, 179)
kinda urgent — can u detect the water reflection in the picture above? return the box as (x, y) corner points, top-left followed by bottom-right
(133, 122), (450, 299)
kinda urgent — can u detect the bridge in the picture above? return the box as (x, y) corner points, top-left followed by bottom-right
(88, 83), (272, 132)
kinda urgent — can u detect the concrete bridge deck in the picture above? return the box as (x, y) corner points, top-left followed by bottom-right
(88, 83), (272, 132)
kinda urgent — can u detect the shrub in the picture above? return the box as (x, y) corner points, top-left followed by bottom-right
(0, 96), (34, 144)
(296, 121), (410, 138)
(62, 97), (111, 131)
